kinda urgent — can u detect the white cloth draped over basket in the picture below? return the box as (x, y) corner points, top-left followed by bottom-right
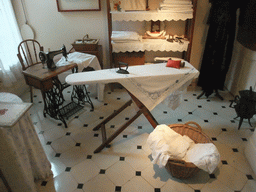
(147, 124), (220, 173)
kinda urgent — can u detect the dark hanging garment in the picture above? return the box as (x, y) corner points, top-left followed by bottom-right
(197, 0), (240, 97)
(237, 0), (256, 51)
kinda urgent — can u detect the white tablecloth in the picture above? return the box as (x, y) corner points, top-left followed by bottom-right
(66, 62), (199, 111)
(56, 52), (104, 101)
(0, 102), (52, 192)
(0, 92), (23, 103)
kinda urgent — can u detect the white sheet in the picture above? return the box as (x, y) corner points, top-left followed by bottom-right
(111, 31), (142, 42)
(184, 143), (220, 174)
(147, 124), (221, 173)
(147, 124), (194, 168)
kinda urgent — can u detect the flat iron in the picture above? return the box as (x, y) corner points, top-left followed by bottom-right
(116, 62), (129, 74)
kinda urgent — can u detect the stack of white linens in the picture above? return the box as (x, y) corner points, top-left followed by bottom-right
(158, 0), (193, 13)
(111, 31), (142, 43)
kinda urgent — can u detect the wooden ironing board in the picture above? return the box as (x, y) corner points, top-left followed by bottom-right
(66, 62), (199, 153)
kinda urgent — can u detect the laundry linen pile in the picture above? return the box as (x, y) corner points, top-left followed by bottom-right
(147, 124), (220, 174)
(158, 0), (193, 13)
(111, 31), (142, 43)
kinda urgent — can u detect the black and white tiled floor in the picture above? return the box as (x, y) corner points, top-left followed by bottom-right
(20, 85), (256, 192)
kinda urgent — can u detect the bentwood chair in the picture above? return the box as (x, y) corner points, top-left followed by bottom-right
(17, 39), (44, 102)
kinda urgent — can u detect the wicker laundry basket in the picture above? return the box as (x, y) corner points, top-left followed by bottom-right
(165, 121), (213, 179)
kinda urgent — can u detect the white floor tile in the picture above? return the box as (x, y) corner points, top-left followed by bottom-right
(54, 172), (78, 192)
(161, 177), (194, 192)
(71, 159), (100, 183)
(142, 163), (173, 188)
(19, 86), (256, 192)
(82, 174), (115, 192)
(217, 165), (248, 191)
(106, 161), (135, 186)
(200, 178), (234, 192)
(122, 176), (154, 192)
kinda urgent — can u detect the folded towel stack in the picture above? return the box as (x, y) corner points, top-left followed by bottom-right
(158, 0), (193, 13)
(111, 31), (142, 43)
(147, 124), (220, 173)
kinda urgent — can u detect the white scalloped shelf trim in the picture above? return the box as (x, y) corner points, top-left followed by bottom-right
(112, 39), (189, 53)
(111, 10), (193, 21)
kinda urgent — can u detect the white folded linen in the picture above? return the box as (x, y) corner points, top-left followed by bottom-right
(163, 0), (191, 3)
(147, 124), (195, 168)
(183, 143), (220, 174)
(111, 31), (142, 42)
(112, 39), (142, 43)
(158, 8), (193, 13)
(160, 3), (192, 8)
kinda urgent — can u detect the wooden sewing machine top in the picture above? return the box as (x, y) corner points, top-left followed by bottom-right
(23, 63), (77, 81)
(23, 63), (77, 91)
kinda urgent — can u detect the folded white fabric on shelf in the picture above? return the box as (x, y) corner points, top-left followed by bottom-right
(159, 0), (193, 12)
(111, 31), (142, 42)
(160, 3), (192, 7)
(159, 7), (192, 11)
(147, 124), (195, 168)
(184, 143), (220, 174)
(162, 0), (191, 3)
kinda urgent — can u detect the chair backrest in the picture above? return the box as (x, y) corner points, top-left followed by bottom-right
(17, 39), (44, 70)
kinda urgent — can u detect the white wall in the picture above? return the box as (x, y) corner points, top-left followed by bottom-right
(12, 0), (110, 67)
(189, 0), (211, 71)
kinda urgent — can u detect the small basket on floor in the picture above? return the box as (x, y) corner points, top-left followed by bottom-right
(165, 121), (213, 179)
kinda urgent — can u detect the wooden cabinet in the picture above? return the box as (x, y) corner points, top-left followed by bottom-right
(107, 0), (197, 68)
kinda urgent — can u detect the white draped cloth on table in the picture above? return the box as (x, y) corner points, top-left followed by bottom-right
(0, 102), (52, 192)
(66, 62), (199, 111)
(56, 52), (104, 101)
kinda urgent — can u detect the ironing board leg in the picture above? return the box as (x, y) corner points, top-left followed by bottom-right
(93, 100), (133, 131)
(93, 89), (159, 153)
(94, 109), (144, 153)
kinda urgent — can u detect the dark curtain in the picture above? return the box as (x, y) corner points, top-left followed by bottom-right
(197, 0), (240, 97)
(237, 0), (256, 51)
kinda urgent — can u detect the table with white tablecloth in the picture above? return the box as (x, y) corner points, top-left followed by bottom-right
(66, 62), (199, 152)
(0, 101), (52, 192)
(56, 51), (104, 101)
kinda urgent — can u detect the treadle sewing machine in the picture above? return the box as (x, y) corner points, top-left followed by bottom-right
(23, 44), (94, 128)
(39, 45), (68, 70)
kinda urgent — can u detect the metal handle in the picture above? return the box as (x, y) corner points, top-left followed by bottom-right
(82, 34), (89, 43)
